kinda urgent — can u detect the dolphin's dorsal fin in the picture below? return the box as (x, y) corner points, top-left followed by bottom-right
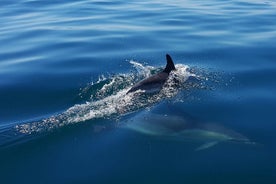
(163, 54), (176, 74)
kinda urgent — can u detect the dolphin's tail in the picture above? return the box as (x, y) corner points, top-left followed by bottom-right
(164, 54), (176, 74)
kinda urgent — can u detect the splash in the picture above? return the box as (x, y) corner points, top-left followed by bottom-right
(16, 61), (196, 134)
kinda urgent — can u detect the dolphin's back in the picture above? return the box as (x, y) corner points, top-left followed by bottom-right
(127, 54), (176, 94)
(127, 72), (168, 93)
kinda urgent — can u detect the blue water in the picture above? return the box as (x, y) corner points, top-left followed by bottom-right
(1, 0), (276, 183)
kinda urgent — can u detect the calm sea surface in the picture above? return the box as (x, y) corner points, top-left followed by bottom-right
(1, 0), (276, 183)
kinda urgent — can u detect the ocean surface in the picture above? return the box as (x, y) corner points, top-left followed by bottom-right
(1, 0), (276, 183)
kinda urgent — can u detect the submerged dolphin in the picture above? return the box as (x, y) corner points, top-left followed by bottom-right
(125, 112), (254, 150)
(127, 54), (176, 94)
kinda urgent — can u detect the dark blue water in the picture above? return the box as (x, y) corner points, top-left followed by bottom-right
(1, 0), (276, 183)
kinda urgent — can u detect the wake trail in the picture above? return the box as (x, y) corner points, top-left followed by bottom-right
(15, 62), (194, 135)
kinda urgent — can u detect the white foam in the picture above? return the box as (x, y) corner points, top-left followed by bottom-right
(16, 62), (194, 134)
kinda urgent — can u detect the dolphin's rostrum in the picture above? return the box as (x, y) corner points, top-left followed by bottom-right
(127, 54), (176, 94)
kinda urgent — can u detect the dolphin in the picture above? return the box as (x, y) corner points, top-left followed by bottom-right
(125, 112), (254, 150)
(127, 54), (176, 94)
